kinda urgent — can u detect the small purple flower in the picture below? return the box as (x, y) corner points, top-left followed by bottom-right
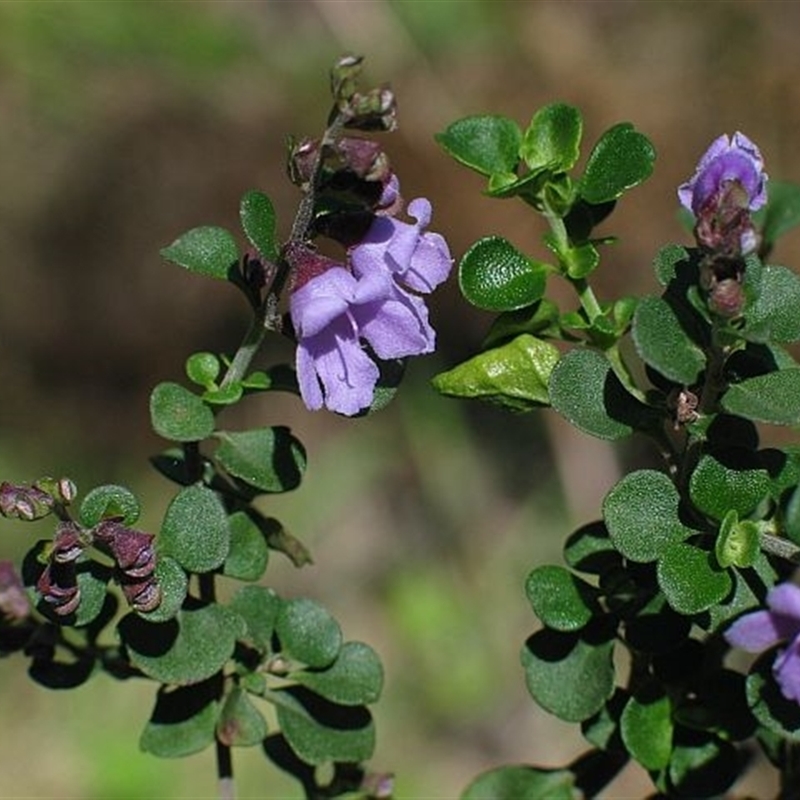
(351, 198), (452, 294)
(288, 197), (452, 415)
(725, 582), (800, 703)
(678, 132), (767, 216)
(290, 263), (434, 415)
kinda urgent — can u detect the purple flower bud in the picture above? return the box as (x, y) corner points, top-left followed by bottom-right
(726, 582), (800, 704)
(93, 520), (156, 579)
(52, 523), (85, 563)
(678, 133), (767, 256)
(120, 576), (162, 614)
(679, 132), (767, 215)
(0, 561), (31, 621)
(0, 482), (54, 521)
(36, 562), (80, 617)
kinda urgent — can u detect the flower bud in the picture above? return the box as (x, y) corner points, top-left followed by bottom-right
(93, 520), (156, 579)
(0, 561), (31, 621)
(0, 482), (54, 521)
(120, 576), (161, 614)
(36, 562), (80, 616)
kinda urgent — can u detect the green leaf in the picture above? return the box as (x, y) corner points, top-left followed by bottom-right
(689, 452), (770, 520)
(721, 369), (800, 425)
(229, 585), (281, 653)
(294, 641), (383, 706)
(549, 349), (654, 440)
(715, 511), (761, 569)
(620, 686), (673, 770)
(520, 103), (582, 173)
(79, 484), (140, 526)
(656, 544), (732, 614)
(215, 427), (306, 494)
(161, 226), (239, 281)
(275, 686), (375, 765)
(458, 236), (549, 312)
(435, 115), (522, 176)
(119, 604), (244, 685)
(217, 685), (268, 747)
(150, 382), (215, 443)
(275, 598), (342, 669)
(521, 624), (615, 722)
(223, 511), (269, 582)
(463, 765), (578, 800)
(758, 180), (800, 247)
(652, 244), (691, 287)
(580, 123), (656, 204)
(240, 189), (278, 261)
(632, 295), (706, 384)
(743, 265), (800, 343)
(140, 680), (219, 758)
(202, 383), (244, 406)
(525, 565), (597, 631)
(185, 352), (221, 388)
(563, 521), (621, 576)
(603, 470), (690, 562)
(431, 334), (560, 411)
(159, 485), (230, 573)
(667, 730), (740, 798)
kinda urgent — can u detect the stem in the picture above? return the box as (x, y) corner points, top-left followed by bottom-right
(219, 301), (270, 391)
(761, 532), (800, 564)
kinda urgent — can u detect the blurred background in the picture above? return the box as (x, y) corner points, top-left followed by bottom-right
(1, 1), (798, 797)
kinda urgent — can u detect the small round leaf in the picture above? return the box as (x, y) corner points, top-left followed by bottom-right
(150, 382), (215, 443)
(215, 427), (306, 494)
(521, 625), (615, 722)
(580, 123), (656, 204)
(620, 686), (673, 770)
(721, 370), (800, 426)
(185, 352), (221, 388)
(275, 598), (342, 669)
(159, 485), (230, 574)
(603, 470), (690, 562)
(229, 585), (281, 653)
(275, 686), (375, 765)
(525, 565), (597, 631)
(160, 225), (238, 281)
(217, 685), (268, 747)
(140, 681), (219, 758)
(632, 295), (706, 384)
(656, 543), (732, 614)
(459, 236), (548, 312)
(240, 189), (278, 261)
(223, 511), (269, 582)
(80, 484), (140, 526)
(119, 604), (244, 685)
(520, 102), (583, 173)
(689, 452), (770, 521)
(294, 641), (383, 706)
(435, 115), (522, 177)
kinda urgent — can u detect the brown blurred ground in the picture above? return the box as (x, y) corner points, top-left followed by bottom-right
(0, 1), (796, 797)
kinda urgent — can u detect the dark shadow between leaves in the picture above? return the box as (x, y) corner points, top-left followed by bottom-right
(117, 613), (179, 658)
(149, 676), (221, 724)
(281, 685), (371, 732)
(263, 732), (316, 793)
(524, 616), (616, 664)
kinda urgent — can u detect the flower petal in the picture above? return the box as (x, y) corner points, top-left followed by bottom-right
(358, 295), (434, 359)
(290, 267), (356, 339)
(725, 609), (785, 652)
(774, 637), (800, 703)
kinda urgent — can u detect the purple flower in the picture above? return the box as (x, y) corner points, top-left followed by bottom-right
(289, 197), (452, 415)
(725, 582), (800, 703)
(351, 198), (452, 293)
(290, 264), (434, 415)
(678, 132), (767, 216)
